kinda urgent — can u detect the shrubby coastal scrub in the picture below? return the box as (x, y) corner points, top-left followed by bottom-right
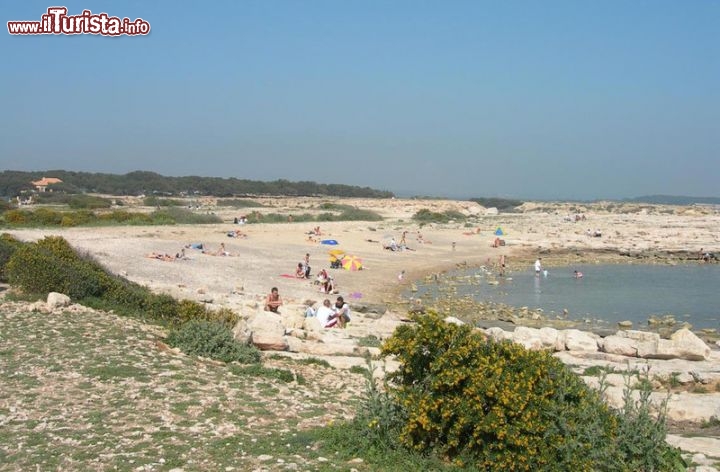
(320, 313), (685, 471)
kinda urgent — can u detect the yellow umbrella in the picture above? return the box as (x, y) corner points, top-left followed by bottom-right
(341, 255), (363, 271)
(328, 249), (345, 262)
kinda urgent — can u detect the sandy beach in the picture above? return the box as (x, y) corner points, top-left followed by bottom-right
(4, 197), (719, 317)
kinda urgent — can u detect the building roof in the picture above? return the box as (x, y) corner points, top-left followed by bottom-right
(31, 177), (63, 186)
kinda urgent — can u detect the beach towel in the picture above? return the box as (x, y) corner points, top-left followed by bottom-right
(349, 292), (363, 299)
(321, 239), (339, 245)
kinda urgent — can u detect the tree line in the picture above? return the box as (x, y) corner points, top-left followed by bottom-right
(0, 170), (395, 199)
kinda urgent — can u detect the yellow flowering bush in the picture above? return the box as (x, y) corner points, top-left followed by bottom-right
(381, 312), (679, 470)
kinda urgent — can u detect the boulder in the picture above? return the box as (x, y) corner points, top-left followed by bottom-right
(231, 318), (251, 344)
(47, 292), (71, 310)
(650, 328), (711, 361)
(282, 311), (306, 330)
(247, 311), (288, 351)
(538, 327), (563, 351)
(444, 316), (465, 326)
(511, 327), (543, 351)
(560, 329), (600, 352)
(614, 330), (659, 358)
(484, 207), (499, 216)
(600, 335), (639, 357)
(484, 327), (512, 342)
(352, 303), (388, 317)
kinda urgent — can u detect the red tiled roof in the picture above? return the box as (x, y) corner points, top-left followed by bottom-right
(31, 177), (63, 186)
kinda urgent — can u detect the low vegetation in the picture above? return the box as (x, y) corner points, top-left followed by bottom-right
(0, 207), (221, 227)
(0, 169), (395, 198)
(244, 206), (383, 223)
(166, 320), (261, 364)
(215, 198), (264, 208)
(1, 234), (234, 328)
(412, 208), (467, 225)
(320, 312), (685, 471)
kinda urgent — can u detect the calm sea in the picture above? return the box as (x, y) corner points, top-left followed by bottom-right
(413, 264), (720, 330)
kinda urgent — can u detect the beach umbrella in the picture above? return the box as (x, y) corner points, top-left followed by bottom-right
(341, 255), (363, 271)
(328, 249), (345, 261)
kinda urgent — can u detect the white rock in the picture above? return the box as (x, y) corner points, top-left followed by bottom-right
(444, 316), (465, 326)
(232, 318), (251, 344)
(600, 335), (638, 357)
(47, 292), (71, 309)
(560, 329), (600, 352)
(511, 327), (544, 351)
(247, 310), (288, 351)
(484, 327), (512, 342)
(650, 328), (711, 361)
(538, 327), (563, 351)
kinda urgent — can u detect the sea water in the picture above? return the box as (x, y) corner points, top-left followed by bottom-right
(413, 264), (720, 330)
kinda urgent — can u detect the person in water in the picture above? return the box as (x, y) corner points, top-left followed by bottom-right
(573, 270), (584, 278)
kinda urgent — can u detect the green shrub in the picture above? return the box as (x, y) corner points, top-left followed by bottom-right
(149, 208), (222, 224)
(2, 209), (29, 225)
(216, 199), (264, 208)
(0, 233), (22, 282)
(411, 209), (466, 225)
(370, 312), (683, 470)
(68, 195), (112, 209)
(614, 372), (686, 471)
(167, 320), (260, 364)
(143, 196), (183, 207)
(229, 363), (299, 383)
(6, 237), (108, 299)
(338, 208), (383, 221)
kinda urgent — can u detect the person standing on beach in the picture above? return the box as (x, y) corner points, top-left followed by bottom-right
(303, 253), (311, 278)
(534, 258), (542, 275)
(499, 254), (506, 277)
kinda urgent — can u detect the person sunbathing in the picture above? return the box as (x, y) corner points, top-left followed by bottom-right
(146, 252), (175, 261)
(227, 229), (248, 238)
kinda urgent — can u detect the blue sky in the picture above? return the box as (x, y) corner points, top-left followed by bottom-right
(2, 1), (718, 199)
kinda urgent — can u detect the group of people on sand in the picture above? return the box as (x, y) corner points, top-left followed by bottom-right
(306, 296), (351, 328)
(184, 242), (232, 256)
(265, 287), (350, 329)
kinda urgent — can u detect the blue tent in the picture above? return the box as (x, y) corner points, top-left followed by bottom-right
(494, 227), (505, 236)
(320, 239), (339, 245)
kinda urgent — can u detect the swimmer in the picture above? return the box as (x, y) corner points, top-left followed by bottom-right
(573, 270), (584, 278)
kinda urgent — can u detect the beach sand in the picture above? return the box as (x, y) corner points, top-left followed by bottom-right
(4, 197), (719, 316)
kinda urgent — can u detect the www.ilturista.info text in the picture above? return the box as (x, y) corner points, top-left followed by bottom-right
(7, 7), (150, 36)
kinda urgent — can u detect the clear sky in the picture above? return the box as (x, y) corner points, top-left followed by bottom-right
(2, 1), (718, 199)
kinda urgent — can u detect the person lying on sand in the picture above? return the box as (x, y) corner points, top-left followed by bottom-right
(202, 243), (231, 256)
(227, 229), (248, 238)
(146, 252), (175, 262)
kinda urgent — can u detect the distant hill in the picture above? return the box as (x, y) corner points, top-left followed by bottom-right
(0, 170), (394, 199)
(623, 195), (720, 206)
